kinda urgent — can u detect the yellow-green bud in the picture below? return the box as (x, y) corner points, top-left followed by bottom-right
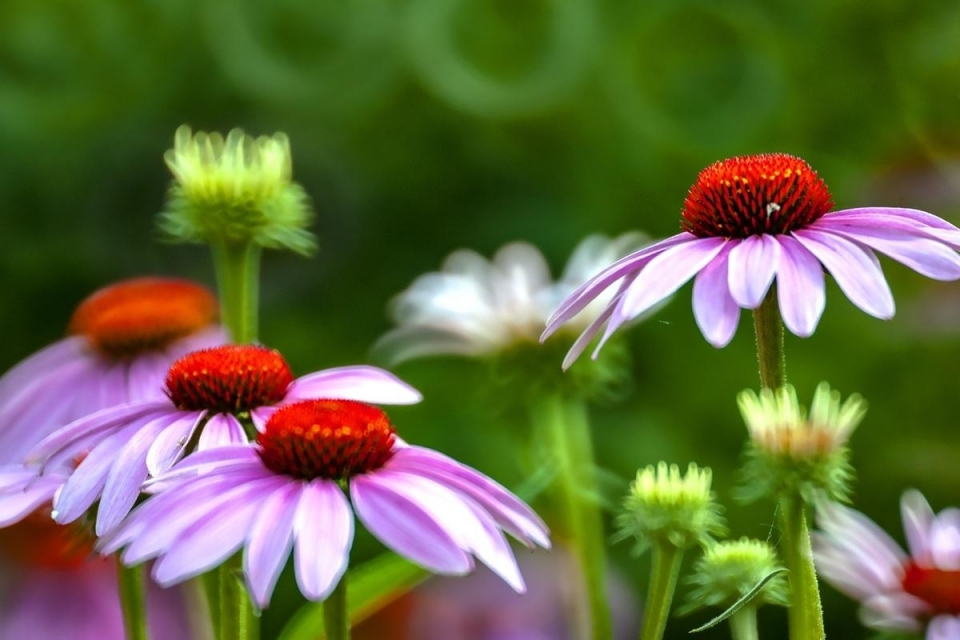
(681, 538), (789, 614)
(618, 462), (726, 553)
(159, 126), (315, 255)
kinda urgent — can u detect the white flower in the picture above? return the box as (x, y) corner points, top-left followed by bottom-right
(813, 491), (960, 639)
(375, 233), (649, 365)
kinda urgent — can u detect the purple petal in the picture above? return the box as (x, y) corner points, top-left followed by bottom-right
(251, 406), (278, 432)
(692, 245), (740, 348)
(562, 303), (616, 370)
(727, 235), (781, 308)
(928, 615), (960, 640)
(285, 366), (422, 405)
(614, 237), (728, 326)
(293, 480), (354, 601)
(197, 413), (249, 451)
(243, 482), (301, 608)
(351, 473), (473, 574)
(387, 447), (549, 549)
(145, 446), (262, 485)
(901, 490), (935, 565)
(53, 426), (140, 524)
(793, 229), (895, 319)
(145, 412), (206, 477)
(30, 402), (168, 465)
(817, 225), (960, 281)
(929, 509), (960, 570)
(827, 207), (960, 231)
(0, 477), (60, 527)
(775, 236), (826, 337)
(152, 486), (269, 586)
(97, 415), (181, 535)
(542, 233), (691, 339)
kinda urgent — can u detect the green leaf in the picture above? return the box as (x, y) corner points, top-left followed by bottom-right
(277, 553), (430, 640)
(689, 568), (788, 633)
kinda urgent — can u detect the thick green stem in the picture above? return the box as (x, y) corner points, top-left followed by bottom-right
(639, 544), (683, 640)
(118, 563), (149, 640)
(729, 605), (759, 640)
(529, 395), (611, 640)
(217, 555), (257, 640)
(779, 497), (825, 640)
(211, 241), (261, 344)
(751, 288), (786, 390)
(323, 576), (350, 640)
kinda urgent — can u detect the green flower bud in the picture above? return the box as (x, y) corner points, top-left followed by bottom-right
(159, 126), (315, 254)
(681, 537), (789, 614)
(737, 382), (864, 505)
(618, 462), (726, 553)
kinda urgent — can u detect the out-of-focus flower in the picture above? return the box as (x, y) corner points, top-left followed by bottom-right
(0, 495), (210, 639)
(813, 491), (960, 639)
(357, 543), (640, 640)
(376, 233), (648, 364)
(544, 153), (960, 365)
(618, 462), (725, 553)
(738, 383), (864, 504)
(159, 125), (315, 255)
(100, 399), (551, 609)
(0, 277), (225, 465)
(681, 538), (789, 614)
(29, 344), (421, 535)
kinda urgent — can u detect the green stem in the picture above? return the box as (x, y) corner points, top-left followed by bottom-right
(751, 288), (786, 390)
(118, 563), (149, 640)
(529, 395), (611, 640)
(639, 544), (683, 640)
(323, 576), (350, 640)
(779, 497), (825, 640)
(211, 241), (261, 343)
(729, 605), (759, 640)
(217, 555), (257, 640)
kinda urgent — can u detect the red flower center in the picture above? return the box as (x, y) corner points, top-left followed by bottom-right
(69, 277), (218, 359)
(0, 507), (94, 570)
(258, 399), (396, 480)
(681, 153), (834, 238)
(902, 561), (960, 615)
(165, 345), (294, 413)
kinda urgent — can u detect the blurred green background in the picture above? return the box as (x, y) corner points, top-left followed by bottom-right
(2, 0), (959, 637)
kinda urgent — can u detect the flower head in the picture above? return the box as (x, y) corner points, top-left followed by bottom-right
(159, 125), (315, 255)
(99, 399), (550, 609)
(29, 345), (422, 535)
(376, 234), (647, 398)
(682, 538), (789, 614)
(544, 153), (960, 364)
(618, 462), (725, 552)
(738, 383), (864, 504)
(0, 277), (226, 465)
(813, 491), (960, 638)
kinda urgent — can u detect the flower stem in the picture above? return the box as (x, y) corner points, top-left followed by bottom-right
(211, 241), (262, 344)
(751, 288), (786, 390)
(217, 555), (258, 640)
(639, 544), (683, 640)
(729, 605), (759, 640)
(529, 394), (612, 640)
(779, 496), (825, 640)
(118, 563), (149, 640)
(323, 576), (350, 640)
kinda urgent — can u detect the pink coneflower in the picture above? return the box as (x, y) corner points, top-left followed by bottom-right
(30, 345), (422, 535)
(99, 399), (551, 609)
(543, 154), (960, 366)
(0, 277), (226, 463)
(812, 492), (960, 638)
(0, 479), (208, 639)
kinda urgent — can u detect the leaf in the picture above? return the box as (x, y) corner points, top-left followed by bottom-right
(277, 553), (431, 640)
(689, 568), (789, 633)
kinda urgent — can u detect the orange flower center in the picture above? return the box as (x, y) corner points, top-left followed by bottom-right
(165, 345), (294, 413)
(69, 277), (218, 359)
(902, 561), (960, 615)
(0, 507), (94, 570)
(681, 153), (834, 238)
(258, 400), (396, 480)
